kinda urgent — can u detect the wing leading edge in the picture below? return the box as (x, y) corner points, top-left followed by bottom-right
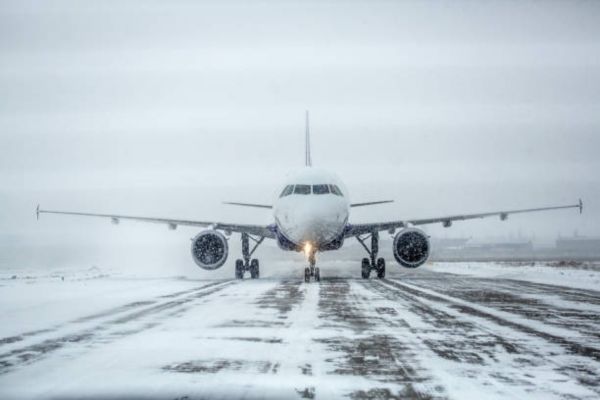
(222, 202), (273, 209)
(36, 206), (276, 238)
(345, 199), (583, 237)
(350, 200), (394, 207)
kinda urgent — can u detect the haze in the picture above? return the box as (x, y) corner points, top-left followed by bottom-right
(1, 0), (599, 274)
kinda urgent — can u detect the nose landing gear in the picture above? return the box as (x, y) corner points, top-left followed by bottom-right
(356, 231), (385, 279)
(304, 250), (320, 282)
(235, 233), (264, 279)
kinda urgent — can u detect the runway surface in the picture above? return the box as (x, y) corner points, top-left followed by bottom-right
(1, 265), (600, 399)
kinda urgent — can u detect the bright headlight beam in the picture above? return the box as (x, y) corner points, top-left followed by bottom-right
(303, 242), (312, 258)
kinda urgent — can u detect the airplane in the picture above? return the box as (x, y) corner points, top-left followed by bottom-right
(37, 112), (583, 282)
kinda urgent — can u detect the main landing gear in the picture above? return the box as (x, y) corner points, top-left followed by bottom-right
(304, 250), (321, 283)
(356, 231), (385, 279)
(235, 233), (265, 279)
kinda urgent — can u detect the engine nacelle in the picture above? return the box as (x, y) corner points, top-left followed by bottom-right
(190, 230), (228, 270)
(393, 228), (430, 268)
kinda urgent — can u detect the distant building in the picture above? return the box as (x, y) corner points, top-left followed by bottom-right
(463, 241), (533, 254)
(556, 236), (600, 255)
(430, 238), (535, 261)
(432, 238), (470, 250)
(428, 234), (600, 261)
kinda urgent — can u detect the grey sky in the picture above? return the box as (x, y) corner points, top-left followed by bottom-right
(1, 0), (599, 270)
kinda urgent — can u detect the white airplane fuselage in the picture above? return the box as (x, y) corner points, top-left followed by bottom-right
(273, 167), (349, 252)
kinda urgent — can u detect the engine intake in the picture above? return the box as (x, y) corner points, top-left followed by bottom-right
(393, 228), (430, 268)
(191, 230), (228, 270)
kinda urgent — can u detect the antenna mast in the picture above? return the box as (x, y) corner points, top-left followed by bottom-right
(305, 110), (312, 167)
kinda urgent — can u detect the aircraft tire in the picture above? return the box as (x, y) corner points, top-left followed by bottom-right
(361, 258), (370, 279)
(235, 259), (244, 279)
(376, 258), (386, 279)
(250, 259), (260, 279)
(315, 267), (320, 282)
(304, 267), (311, 283)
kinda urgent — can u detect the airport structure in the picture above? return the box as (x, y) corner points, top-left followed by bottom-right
(428, 235), (600, 261)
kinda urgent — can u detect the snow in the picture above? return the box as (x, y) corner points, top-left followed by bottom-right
(0, 267), (202, 338)
(426, 261), (600, 291)
(1, 262), (600, 399)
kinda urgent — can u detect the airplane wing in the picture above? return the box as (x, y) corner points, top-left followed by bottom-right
(36, 206), (276, 238)
(223, 202), (273, 209)
(344, 199), (583, 237)
(223, 200), (395, 208)
(350, 200), (394, 207)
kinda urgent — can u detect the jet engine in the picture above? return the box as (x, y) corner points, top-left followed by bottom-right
(190, 230), (228, 270)
(393, 228), (430, 268)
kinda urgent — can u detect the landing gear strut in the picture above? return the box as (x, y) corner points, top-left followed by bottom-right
(304, 250), (320, 283)
(235, 233), (264, 279)
(356, 231), (385, 279)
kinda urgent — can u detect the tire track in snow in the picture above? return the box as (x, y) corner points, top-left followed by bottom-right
(371, 278), (600, 397)
(0, 280), (236, 375)
(384, 278), (600, 362)
(406, 271), (600, 306)
(315, 278), (444, 400)
(161, 279), (311, 399)
(0, 280), (229, 350)
(402, 272), (600, 342)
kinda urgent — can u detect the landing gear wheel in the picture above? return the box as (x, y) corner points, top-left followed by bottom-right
(249, 259), (260, 279)
(304, 267), (311, 283)
(376, 258), (386, 279)
(238, 233), (265, 281)
(357, 232), (382, 280)
(361, 258), (371, 279)
(314, 267), (321, 282)
(235, 259), (244, 279)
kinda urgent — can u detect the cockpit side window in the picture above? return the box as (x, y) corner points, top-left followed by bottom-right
(293, 184), (311, 195)
(312, 184), (330, 195)
(279, 185), (294, 198)
(329, 184), (343, 196)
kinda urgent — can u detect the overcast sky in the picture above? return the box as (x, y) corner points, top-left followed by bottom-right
(1, 0), (599, 270)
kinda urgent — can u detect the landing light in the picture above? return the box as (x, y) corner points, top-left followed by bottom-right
(303, 242), (312, 258)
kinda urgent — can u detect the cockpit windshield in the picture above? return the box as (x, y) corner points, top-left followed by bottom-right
(280, 184), (342, 196)
(293, 184), (311, 195)
(312, 184), (330, 194)
(329, 185), (343, 196)
(279, 185), (294, 197)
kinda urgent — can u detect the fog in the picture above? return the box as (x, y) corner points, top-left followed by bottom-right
(1, 0), (599, 274)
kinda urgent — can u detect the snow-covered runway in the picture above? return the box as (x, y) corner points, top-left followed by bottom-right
(1, 264), (600, 399)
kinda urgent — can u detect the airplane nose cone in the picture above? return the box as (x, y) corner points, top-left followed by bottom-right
(285, 205), (345, 245)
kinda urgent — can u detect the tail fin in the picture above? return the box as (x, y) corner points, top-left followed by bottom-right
(305, 110), (312, 167)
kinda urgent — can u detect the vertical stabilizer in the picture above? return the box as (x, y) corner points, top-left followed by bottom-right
(305, 110), (312, 167)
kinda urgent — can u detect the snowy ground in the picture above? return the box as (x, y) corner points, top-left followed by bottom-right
(1, 262), (600, 399)
(427, 261), (600, 291)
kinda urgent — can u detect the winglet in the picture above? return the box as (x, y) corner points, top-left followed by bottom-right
(305, 110), (312, 167)
(36, 204), (40, 220)
(579, 198), (583, 214)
